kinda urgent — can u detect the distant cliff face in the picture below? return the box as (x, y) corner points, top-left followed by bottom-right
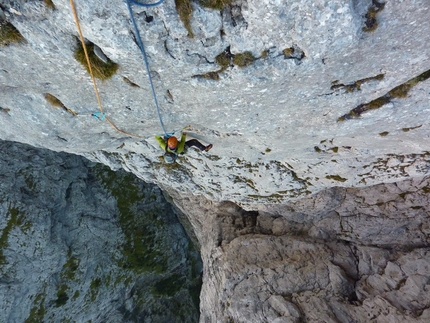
(1, 0), (430, 322)
(0, 140), (201, 323)
(168, 176), (430, 323)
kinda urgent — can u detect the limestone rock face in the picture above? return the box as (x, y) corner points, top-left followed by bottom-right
(1, 0), (430, 322)
(168, 176), (430, 323)
(0, 0), (429, 202)
(0, 140), (201, 323)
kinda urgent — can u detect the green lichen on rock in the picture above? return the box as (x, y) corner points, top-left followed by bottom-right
(123, 76), (140, 88)
(215, 50), (232, 71)
(261, 50), (269, 59)
(44, 93), (78, 116)
(151, 274), (186, 297)
(43, 0), (55, 9)
(61, 250), (80, 281)
(379, 131), (389, 136)
(175, 0), (233, 37)
(362, 0), (385, 32)
(282, 47), (294, 57)
(388, 69), (430, 98)
(193, 48), (256, 80)
(0, 20), (25, 46)
(0, 206), (31, 267)
(330, 147), (339, 153)
(331, 74), (384, 93)
(54, 284), (69, 307)
(402, 125), (422, 132)
(25, 293), (46, 323)
(94, 165), (168, 274)
(339, 68), (430, 121)
(74, 40), (118, 80)
(175, 0), (194, 37)
(89, 277), (102, 302)
(192, 71), (220, 81)
(326, 175), (347, 182)
(198, 0), (232, 10)
(232, 51), (255, 67)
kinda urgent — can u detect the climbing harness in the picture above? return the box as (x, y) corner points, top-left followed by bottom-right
(164, 146), (177, 163)
(125, 0), (169, 137)
(69, 0), (142, 138)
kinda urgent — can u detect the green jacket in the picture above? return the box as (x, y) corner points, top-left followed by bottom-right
(155, 133), (186, 154)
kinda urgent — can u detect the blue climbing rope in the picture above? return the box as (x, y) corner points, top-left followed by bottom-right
(125, 0), (168, 136)
(129, 0), (164, 7)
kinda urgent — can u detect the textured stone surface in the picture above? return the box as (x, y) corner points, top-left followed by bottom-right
(2, 0), (430, 322)
(0, 0), (429, 204)
(0, 140), (201, 323)
(168, 176), (430, 323)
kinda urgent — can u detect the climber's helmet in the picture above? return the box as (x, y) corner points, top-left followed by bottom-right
(167, 136), (178, 150)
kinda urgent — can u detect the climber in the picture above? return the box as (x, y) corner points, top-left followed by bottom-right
(155, 133), (212, 163)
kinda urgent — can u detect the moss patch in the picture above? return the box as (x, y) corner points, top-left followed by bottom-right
(44, 93), (65, 108)
(94, 165), (168, 274)
(123, 77), (140, 88)
(0, 206), (31, 266)
(402, 125), (422, 132)
(379, 131), (389, 136)
(331, 73), (384, 93)
(61, 250), (80, 281)
(55, 284), (69, 307)
(388, 69), (430, 98)
(44, 93), (78, 116)
(326, 175), (347, 182)
(0, 21), (25, 46)
(175, 0), (193, 37)
(43, 0), (56, 9)
(25, 293), (46, 323)
(339, 68), (430, 121)
(283, 47), (294, 57)
(192, 47), (256, 80)
(282, 45), (305, 61)
(89, 277), (102, 302)
(232, 51), (255, 67)
(261, 50), (269, 59)
(152, 274), (185, 297)
(216, 50), (233, 71)
(198, 0), (232, 10)
(74, 40), (118, 80)
(0, 107), (11, 114)
(192, 71), (220, 81)
(362, 0), (385, 32)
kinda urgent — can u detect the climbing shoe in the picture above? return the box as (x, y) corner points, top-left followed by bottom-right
(204, 144), (213, 152)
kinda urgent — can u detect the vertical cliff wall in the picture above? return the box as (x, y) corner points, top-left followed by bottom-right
(168, 176), (430, 323)
(1, 0), (430, 322)
(0, 140), (201, 323)
(0, 0), (429, 201)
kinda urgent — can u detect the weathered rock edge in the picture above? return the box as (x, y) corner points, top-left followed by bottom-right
(167, 175), (430, 323)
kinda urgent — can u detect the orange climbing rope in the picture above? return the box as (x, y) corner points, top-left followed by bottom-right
(69, 0), (142, 139)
